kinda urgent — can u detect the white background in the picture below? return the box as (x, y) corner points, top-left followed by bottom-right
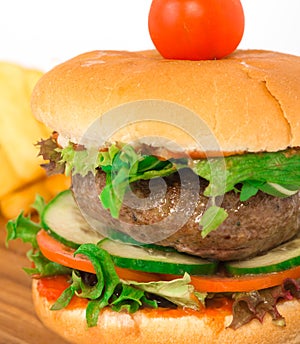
(0, 0), (300, 71)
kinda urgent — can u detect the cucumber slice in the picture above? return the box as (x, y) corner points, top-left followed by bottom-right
(41, 190), (104, 248)
(106, 227), (177, 252)
(98, 238), (218, 275)
(225, 237), (300, 275)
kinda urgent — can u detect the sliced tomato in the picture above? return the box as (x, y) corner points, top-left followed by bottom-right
(37, 229), (95, 273)
(37, 229), (300, 293)
(161, 267), (300, 293)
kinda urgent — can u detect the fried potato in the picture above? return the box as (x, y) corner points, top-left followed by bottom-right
(0, 62), (50, 198)
(0, 62), (71, 218)
(0, 174), (71, 219)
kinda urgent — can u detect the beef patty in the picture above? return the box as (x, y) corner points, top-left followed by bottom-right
(72, 168), (300, 261)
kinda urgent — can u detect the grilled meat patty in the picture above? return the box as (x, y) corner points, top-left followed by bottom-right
(73, 168), (300, 261)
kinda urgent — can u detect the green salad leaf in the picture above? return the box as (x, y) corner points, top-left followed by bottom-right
(123, 272), (200, 310)
(60, 144), (100, 177)
(239, 181), (260, 201)
(50, 271), (81, 310)
(193, 149), (300, 198)
(6, 195), (71, 277)
(199, 205), (228, 237)
(6, 211), (40, 248)
(111, 284), (146, 313)
(75, 244), (120, 301)
(24, 249), (71, 276)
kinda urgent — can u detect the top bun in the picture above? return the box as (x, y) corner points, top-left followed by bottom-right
(31, 50), (300, 156)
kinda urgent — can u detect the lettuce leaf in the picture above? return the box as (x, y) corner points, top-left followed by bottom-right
(193, 148), (300, 198)
(50, 271), (81, 310)
(123, 272), (201, 310)
(6, 195), (71, 277)
(198, 205), (228, 237)
(229, 278), (300, 329)
(36, 134), (65, 175)
(110, 284), (145, 313)
(6, 211), (40, 248)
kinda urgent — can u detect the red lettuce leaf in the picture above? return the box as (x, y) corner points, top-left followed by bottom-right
(36, 132), (65, 175)
(229, 278), (300, 329)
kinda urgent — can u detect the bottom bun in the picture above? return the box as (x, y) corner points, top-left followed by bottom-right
(32, 279), (300, 344)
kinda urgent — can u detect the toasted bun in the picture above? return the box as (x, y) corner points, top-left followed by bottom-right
(31, 49), (300, 156)
(32, 279), (300, 344)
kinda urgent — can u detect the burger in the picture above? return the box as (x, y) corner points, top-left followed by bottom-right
(7, 49), (300, 344)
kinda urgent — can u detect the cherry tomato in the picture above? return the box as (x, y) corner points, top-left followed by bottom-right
(148, 0), (245, 60)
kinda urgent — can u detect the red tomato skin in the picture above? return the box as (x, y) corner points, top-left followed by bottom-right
(148, 0), (245, 60)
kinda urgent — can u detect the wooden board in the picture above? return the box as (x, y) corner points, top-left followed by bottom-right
(0, 217), (69, 344)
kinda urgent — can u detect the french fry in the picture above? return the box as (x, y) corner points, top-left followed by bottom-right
(0, 178), (52, 219)
(0, 174), (71, 219)
(0, 62), (50, 198)
(0, 145), (20, 198)
(0, 62), (72, 219)
(44, 174), (71, 198)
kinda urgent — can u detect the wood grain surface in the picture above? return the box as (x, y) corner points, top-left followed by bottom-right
(0, 217), (69, 344)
